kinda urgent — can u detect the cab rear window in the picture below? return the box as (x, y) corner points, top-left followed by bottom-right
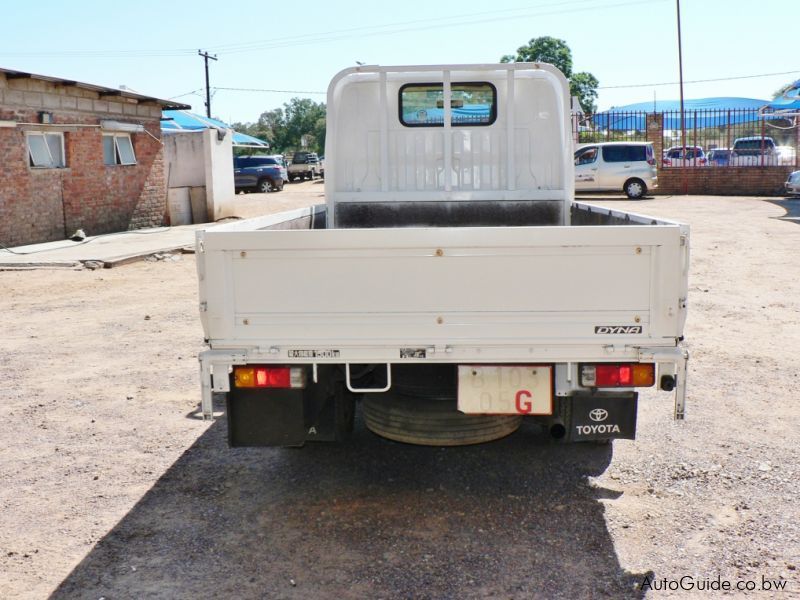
(400, 82), (496, 127)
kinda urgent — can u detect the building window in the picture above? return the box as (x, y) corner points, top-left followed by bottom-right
(27, 132), (65, 168)
(103, 133), (137, 166)
(399, 82), (497, 127)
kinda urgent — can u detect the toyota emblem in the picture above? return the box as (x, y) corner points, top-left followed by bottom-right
(589, 408), (608, 422)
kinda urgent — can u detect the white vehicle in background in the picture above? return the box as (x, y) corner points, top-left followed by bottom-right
(730, 136), (780, 166)
(776, 146), (797, 166)
(574, 141), (658, 199)
(197, 63), (690, 449)
(785, 171), (800, 195)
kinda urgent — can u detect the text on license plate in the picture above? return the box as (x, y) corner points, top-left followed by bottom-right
(457, 365), (553, 415)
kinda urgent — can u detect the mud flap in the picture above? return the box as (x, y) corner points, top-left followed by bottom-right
(566, 392), (638, 442)
(226, 366), (355, 447)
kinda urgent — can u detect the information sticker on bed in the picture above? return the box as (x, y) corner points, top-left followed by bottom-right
(457, 365), (553, 415)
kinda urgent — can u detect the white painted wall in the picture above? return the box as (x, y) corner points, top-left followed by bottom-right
(202, 128), (235, 221)
(163, 129), (235, 223)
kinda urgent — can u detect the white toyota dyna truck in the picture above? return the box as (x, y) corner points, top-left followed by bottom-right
(197, 63), (689, 447)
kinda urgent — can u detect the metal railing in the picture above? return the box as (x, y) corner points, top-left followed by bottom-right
(573, 109), (799, 168)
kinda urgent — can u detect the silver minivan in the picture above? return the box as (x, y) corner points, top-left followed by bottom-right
(574, 142), (658, 199)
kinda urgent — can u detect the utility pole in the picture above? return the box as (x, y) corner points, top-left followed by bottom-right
(676, 0), (687, 194)
(198, 49), (218, 118)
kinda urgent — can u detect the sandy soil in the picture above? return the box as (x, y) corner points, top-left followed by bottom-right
(0, 191), (798, 599)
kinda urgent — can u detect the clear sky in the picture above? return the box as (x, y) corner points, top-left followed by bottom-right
(1, 0), (797, 124)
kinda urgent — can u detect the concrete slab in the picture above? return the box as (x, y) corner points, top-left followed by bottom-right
(0, 224), (205, 269)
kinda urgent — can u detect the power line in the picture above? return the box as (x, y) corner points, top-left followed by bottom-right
(0, 0), (661, 59)
(205, 0), (630, 54)
(214, 0), (663, 55)
(168, 88), (205, 100)
(213, 86), (326, 95)
(598, 69), (800, 89)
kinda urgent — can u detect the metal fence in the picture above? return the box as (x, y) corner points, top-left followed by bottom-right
(574, 109), (799, 168)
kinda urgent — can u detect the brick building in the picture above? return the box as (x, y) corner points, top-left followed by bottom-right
(0, 67), (189, 247)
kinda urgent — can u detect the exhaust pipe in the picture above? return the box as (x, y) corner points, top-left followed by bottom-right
(540, 416), (567, 439)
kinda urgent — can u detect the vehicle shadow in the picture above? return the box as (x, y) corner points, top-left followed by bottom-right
(51, 410), (651, 600)
(766, 198), (800, 223)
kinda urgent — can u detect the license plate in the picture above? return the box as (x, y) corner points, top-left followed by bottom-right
(457, 365), (552, 415)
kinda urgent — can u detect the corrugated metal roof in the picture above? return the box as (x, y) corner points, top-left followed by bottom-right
(0, 67), (190, 110)
(161, 110), (269, 147)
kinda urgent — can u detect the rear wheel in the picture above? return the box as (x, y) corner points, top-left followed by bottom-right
(624, 178), (646, 199)
(362, 365), (522, 446)
(363, 394), (521, 446)
(257, 178), (274, 193)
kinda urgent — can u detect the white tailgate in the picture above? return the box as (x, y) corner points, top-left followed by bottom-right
(200, 224), (686, 351)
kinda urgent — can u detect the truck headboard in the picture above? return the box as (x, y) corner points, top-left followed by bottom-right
(324, 64), (575, 228)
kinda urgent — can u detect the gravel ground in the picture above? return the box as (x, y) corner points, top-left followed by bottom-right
(1, 191), (798, 599)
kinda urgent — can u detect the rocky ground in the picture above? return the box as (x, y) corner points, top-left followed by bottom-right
(0, 190), (798, 599)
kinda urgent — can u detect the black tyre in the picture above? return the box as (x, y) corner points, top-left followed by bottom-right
(363, 393), (522, 446)
(288, 175), (296, 182)
(257, 178), (274, 193)
(624, 178), (646, 199)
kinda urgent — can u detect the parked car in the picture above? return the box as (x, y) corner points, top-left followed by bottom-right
(730, 136), (779, 166)
(574, 141), (657, 199)
(662, 146), (707, 167)
(785, 170), (800, 195)
(706, 148), (731, 167)
(288, 151), (321, 181)
(233, 155), (286, 193)
(776, 145), (797, 166)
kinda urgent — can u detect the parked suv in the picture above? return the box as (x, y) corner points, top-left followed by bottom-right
(233, 155), (286, 193)
(731, 136), (779, 166)
(574, 142), (657, 199)
(288, 151), (320, 181)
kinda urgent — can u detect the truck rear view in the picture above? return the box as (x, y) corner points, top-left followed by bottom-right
(197, 63), (690, 447)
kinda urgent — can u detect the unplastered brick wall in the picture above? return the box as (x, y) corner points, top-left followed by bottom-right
(655, 167), (794, 196)
(0, 72), (167, 247)
(644, 112), (796, 196)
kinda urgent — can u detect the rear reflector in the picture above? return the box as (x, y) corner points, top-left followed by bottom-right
(580, 363), (654, 388)
(234, 366), (306, 389)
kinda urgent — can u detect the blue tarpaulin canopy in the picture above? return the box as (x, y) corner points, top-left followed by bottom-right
(765, 80), (800, 111)
(592, 97), (774, 131)
(161, 110), (268, 147)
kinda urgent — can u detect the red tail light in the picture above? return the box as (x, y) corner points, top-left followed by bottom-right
(580, 363), (655, 387)
(234, 366), (306, 389)
(647, 157), (656, 166)
(663, 158), (672, 166)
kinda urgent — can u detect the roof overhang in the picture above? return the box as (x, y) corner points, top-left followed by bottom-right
(0, 67), (191, 110)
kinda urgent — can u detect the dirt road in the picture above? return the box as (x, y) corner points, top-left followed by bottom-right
(1, 192), (798, 599)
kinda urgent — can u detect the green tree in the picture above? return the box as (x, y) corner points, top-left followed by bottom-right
(501, 36), (599, 114)
(231, 98), (327, 155)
